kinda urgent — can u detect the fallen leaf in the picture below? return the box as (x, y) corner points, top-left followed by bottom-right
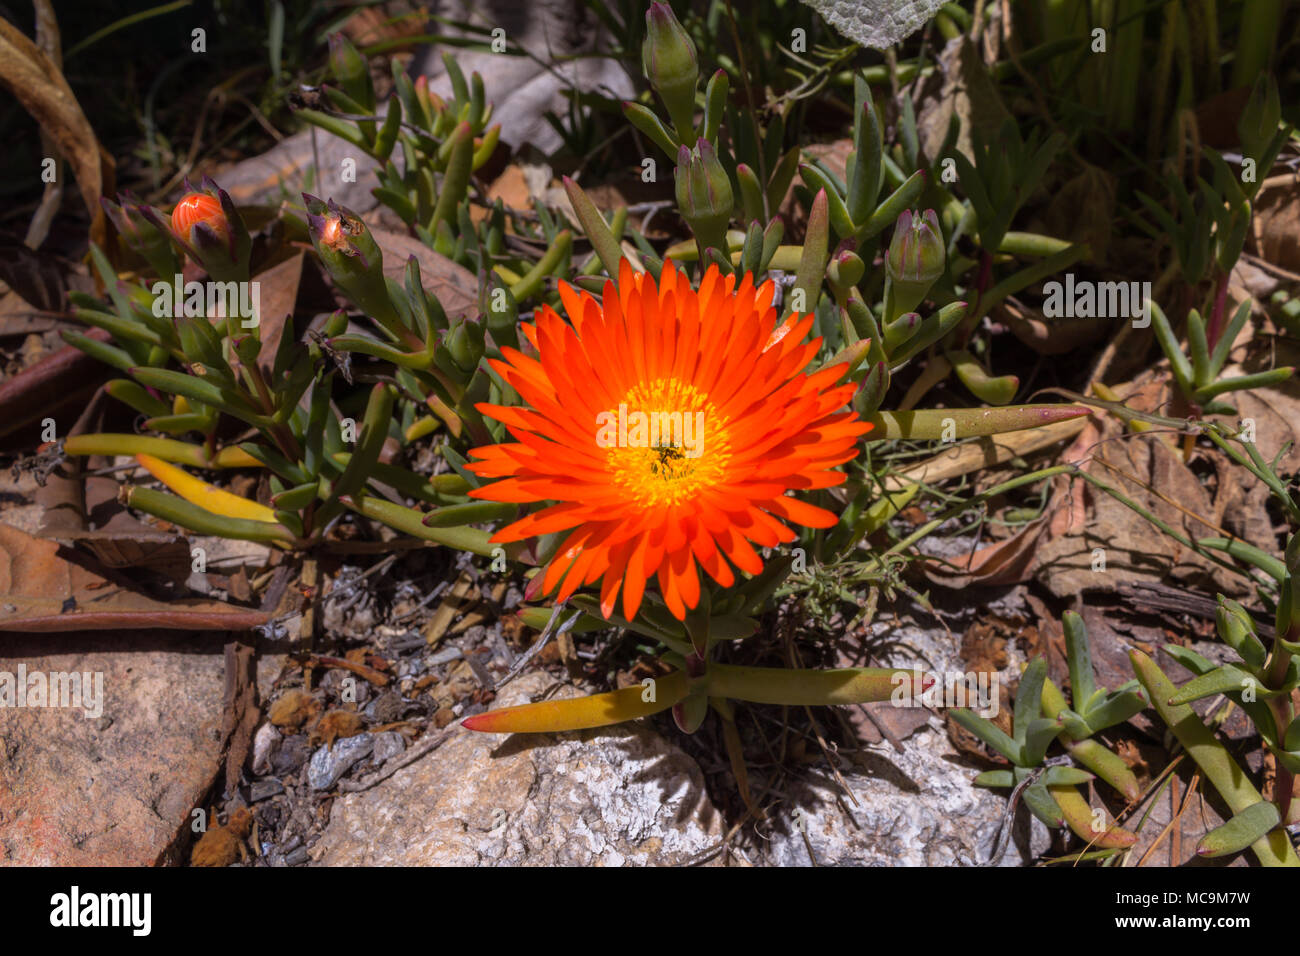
(371, 229), (478, 320)
(997, 297), (1111, 355)
(0, 240), (67, 312)
(36, 388), (190, 574)
(1250, 173), (1300, 273)
(1033, 372), (1252, 600)
(923, 513), (1051, 588)
(1042, 163), (1117, 264)
(415, 15), (634, 155)
(0, 330), (111, 440)
(914, 35), (1013, 165)
(253, 251), (304, 371)
(0, 17), (113, 247)
(0, 523), (268, 631)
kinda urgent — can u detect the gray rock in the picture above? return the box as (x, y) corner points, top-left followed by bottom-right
(757, 609), (1050, 866)
(764, 724), (1050, 866)
(283, 846), (311, 866)
(249, 779), (284, 803)
(363, 691), (408, 724)
(413, 1), (635, 155)
(313, 672), (723, 865)
(250, 722), (280, 776)
(371, 731), (406, 766)
(271, 734), (310, 777)
(307, 734), (374, 791)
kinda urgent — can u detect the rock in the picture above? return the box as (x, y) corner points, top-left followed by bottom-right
(788, 604), (1049, 866)
(249, 779), (284, 803)
(363, 691), (407, 724)
(307, 734), (374, 791)
(371, 731), (405, 766)
(313, 672), (724, 865)
(412, 2), (634, 155)
(0, 632), (241, 865)
(271, 734), (310, 777)
(763, 724), (1049, 866)
(250, 722), (280, 775)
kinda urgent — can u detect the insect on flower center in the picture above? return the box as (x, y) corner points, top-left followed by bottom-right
(597, 377), (730, 507)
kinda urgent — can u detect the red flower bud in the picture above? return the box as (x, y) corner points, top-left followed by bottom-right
(171, 192), (228, 242)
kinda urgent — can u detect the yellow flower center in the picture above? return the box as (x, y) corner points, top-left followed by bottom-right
(603, 377), (730, 508)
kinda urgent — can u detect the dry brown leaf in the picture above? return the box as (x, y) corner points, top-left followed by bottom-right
(997, 297), (1111, 355)
(253, 250), (304, 371)
(0, 329), (111, 440)
(371, 229), (478, 320)
(1042, 163), (1117, 264)
(923, 513), (1051, 588)
(0, 523), (268, 632)
(38, 474), (191, 573)
(0, 16), (113, 247)
(1032, 372), (1253, 599)
(1250, 173), (1300, 273)
(913, 35), (1013, 165)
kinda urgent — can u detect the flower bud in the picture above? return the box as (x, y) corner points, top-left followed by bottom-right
(827, 249), (865, 292)
(159, 178), (251, 283)
(443, 316), (485, 375)
(642, 2), (698, 138)
(675, 138), (733, 253)
(1216, 596), (1267, 669)
(304, 193), (403, 341)
(171, 192), (228, 242)
(853, 361), (888, 416)
(102, 192), (181, 279)
(885, 208), (944, 316)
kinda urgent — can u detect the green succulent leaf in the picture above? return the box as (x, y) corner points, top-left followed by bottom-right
(1020, 779), (1066, 829)
(949, 708), (1020, 763)
(1041, 766), (1093, 787)
(973, 770), (1014, 788)
(1196, 801), (1281, 859)
(1062, 611), (1095, 707)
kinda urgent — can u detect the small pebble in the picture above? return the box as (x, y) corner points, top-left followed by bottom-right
(364, 691), (407, 723)
(307, 733), (374, 790)
(371, 731), (405, 765)
(249, 779), (285, 802)
(271, 734), (310, 776)
(427, 647), (462, 666)
(284, 846), (311, 866)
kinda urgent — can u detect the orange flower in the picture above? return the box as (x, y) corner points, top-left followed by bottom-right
(467, 261), (872, 621)
(170, 192), (228, 241)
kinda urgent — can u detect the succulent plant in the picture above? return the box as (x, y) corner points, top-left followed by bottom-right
(952, 627), (1138, 851)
